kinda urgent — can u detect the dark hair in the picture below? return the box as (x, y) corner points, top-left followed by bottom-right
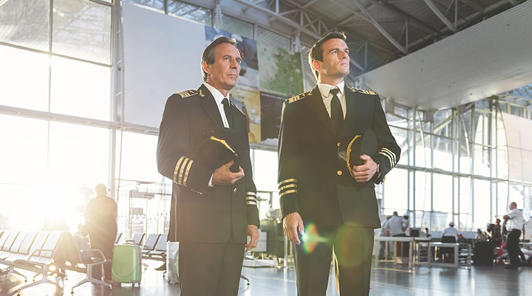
(201, 36), (238, 81)
(308, 32), (347, 81)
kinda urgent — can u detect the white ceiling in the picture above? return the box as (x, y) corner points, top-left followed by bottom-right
(360, 0), (532, 110)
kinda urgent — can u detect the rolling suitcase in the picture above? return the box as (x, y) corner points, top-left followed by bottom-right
(112, 243), (142, 286)
(473, 241), (494, 266)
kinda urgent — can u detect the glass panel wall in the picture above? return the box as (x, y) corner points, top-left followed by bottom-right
(222, 15), (253, 39)
(0, 0), (113, 233)
(168, 0), (212, 26)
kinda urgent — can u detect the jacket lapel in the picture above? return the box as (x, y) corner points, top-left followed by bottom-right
(228, 97), (244, 132)
(199, 84), (225, 128)
(306, 86), (335, 135)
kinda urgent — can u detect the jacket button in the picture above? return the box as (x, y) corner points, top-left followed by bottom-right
(233, 188), (237, 193)
(337, 170), (342, 176)
(337, 142), (341, 147)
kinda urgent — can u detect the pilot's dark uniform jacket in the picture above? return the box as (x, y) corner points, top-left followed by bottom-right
(278, 85), (399, 228)
(278, 84), (400, 296)
(157, 83), (259, 245)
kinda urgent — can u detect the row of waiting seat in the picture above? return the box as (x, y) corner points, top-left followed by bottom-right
(0, 230), (113, 295)
(0, 230), (170, 295)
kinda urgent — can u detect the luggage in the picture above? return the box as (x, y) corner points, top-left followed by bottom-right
(166, 242), (179, 284)
(474, 241), (494, 266)
(112, 243), (142, 286)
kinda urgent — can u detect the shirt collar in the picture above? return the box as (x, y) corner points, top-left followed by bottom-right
(203, 82), (229, 105)
(318, 81), (345, 98)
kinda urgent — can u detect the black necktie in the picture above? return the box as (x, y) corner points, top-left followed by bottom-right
(222, 98), (233, 129)
(330, 88), (343, 136)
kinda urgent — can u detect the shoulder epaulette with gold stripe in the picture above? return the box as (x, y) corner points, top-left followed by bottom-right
(347, 86), (376, 96)
(175, 89), (198, 99)
(287, 90), (313, 104)
(278, 178), (297, 198)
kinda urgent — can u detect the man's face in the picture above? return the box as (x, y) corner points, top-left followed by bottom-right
(203, 42), (242, 93)
(510, 203), (516, 210)
(314, 38), (350, 82)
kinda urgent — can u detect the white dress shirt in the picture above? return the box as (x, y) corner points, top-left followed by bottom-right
(203, 83), (231, 187)
(442, 227), (459, 240)
(386, 216), (404, 236)
(318, 81), (347, 119)
(507, 208), (524, 231)
(203, 82), (230, 128)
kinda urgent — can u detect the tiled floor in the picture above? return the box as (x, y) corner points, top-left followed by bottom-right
(1, 260), (531, 295)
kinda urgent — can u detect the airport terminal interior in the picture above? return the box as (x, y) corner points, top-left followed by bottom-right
(1, 0), (532, 295)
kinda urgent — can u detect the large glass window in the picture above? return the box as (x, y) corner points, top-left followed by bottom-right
(222, 15), (253, 39)
(48, 122), (110, 186)
(0, 115), (48, 185)
(0, 0), (49, 51)
(473, 179), (491, 230)
(0, 45), (49, 111)
(433, 174), (452, 213)
(117, 132), (160, 183)
(168, 1), (212, 26)
(383, 168), (408, 213)
(53, 0), (112, 64)
(257, 27), (291, 51)
(123, 0), (165, 12)
(50, 56), (111, 120)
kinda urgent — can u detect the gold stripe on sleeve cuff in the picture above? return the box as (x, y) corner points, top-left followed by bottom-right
(279, 184), (297, 192)
(380, 147), (397, 165)
(279, 189), (297, 198)
(178, 158), (190, 185)
(378, 150), (394, 167)
(183, 160), (194, 186)
(278, 178), (297, 187)
(173, 156), (186, 183)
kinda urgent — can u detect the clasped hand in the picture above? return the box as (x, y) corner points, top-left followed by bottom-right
(351, 154), (377, 183)
(212, 160), (244, 185)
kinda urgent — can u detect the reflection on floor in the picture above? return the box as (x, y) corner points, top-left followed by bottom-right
(1, 260), (531, 295)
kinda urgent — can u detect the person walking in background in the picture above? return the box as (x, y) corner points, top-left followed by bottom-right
(386, 211), (406, 260)
(156, 36), (259, 296)
(503, 202), (524, 269)
(278, 32), (400, 296)
(83, 183), (117, 283)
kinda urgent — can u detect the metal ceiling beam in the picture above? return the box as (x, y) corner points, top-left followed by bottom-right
(366, 0), (440, 35)
(302, 0), (321, 9)
(337, 14), (357, 27)
(423, 0), (458, 32)
(232, 0), (367, 70)
(458, 0), (484, 12)
(352, 0), (408, 54)
(408, 0), (508, 50)
(280, 0), (398, 55)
